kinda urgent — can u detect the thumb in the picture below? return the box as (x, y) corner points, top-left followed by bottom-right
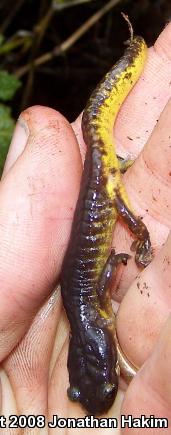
(0, 105), (81, 361)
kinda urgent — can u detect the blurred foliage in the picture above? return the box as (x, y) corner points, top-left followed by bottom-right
(0, 0), (170, 174)
(0, 70), (21, 101)
(0, 104), (15, 174)
(0, 71), (21, 174)
(53, 0), (94, 9)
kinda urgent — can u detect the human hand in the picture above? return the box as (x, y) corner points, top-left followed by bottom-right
(0, 22), (171, 434)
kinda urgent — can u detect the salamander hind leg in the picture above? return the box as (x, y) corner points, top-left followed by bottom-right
(115, 190), (153, 268)
(97, 249), (130, 318)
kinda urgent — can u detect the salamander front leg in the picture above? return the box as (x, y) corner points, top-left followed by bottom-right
(115, 193), (152, 267)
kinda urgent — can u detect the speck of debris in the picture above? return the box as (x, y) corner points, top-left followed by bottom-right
(163, 256), (170, 265)
(146, 130), (149, 133)
(127, 136), (133, 141)
(143, 282), (148, 289)
(156, 119), (159, 123)
(152, 195), (157, 201)
(146, 209), (149, 212)
(137, 282), (140, 289)
(147, 292), (150, 297)
(140, 290), (143, 294)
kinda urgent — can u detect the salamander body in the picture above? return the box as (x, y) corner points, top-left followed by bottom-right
(61, 35), (152, 414)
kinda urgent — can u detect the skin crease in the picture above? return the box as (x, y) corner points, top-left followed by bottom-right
(0, 23), (171, 434)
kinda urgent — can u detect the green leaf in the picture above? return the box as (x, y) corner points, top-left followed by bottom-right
(0, 70), (21, 101)
(0, 103), (15, 175)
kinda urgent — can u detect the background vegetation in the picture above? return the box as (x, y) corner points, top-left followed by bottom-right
(0, 0), (170, 173)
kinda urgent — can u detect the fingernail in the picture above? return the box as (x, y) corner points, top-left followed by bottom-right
(2, 116), (29, 178)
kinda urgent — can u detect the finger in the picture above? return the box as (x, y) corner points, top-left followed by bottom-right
(113, 97), (171, 298)
(72, 112), (86, 162)
(3, 288), (61, 419)
(116, 231), (171, 370)
(121, 316), (171, 434)
(115, 22), (171, 157)
(0, 105), (82, 361)
(72, 23), (171, 161)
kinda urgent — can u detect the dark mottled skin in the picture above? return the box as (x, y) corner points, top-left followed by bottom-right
(61, 147), (120, 414)
(60, 36), (152, 415)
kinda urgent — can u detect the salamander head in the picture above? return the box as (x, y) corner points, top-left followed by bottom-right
(68, 376), (118, 414)
(67, 326), (119, 414)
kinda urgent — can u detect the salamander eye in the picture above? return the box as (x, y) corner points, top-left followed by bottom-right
(67, 386), (80, 402)
(99, 382), (116, 400)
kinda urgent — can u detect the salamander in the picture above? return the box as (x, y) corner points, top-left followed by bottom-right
(61, 31), (152, 415)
